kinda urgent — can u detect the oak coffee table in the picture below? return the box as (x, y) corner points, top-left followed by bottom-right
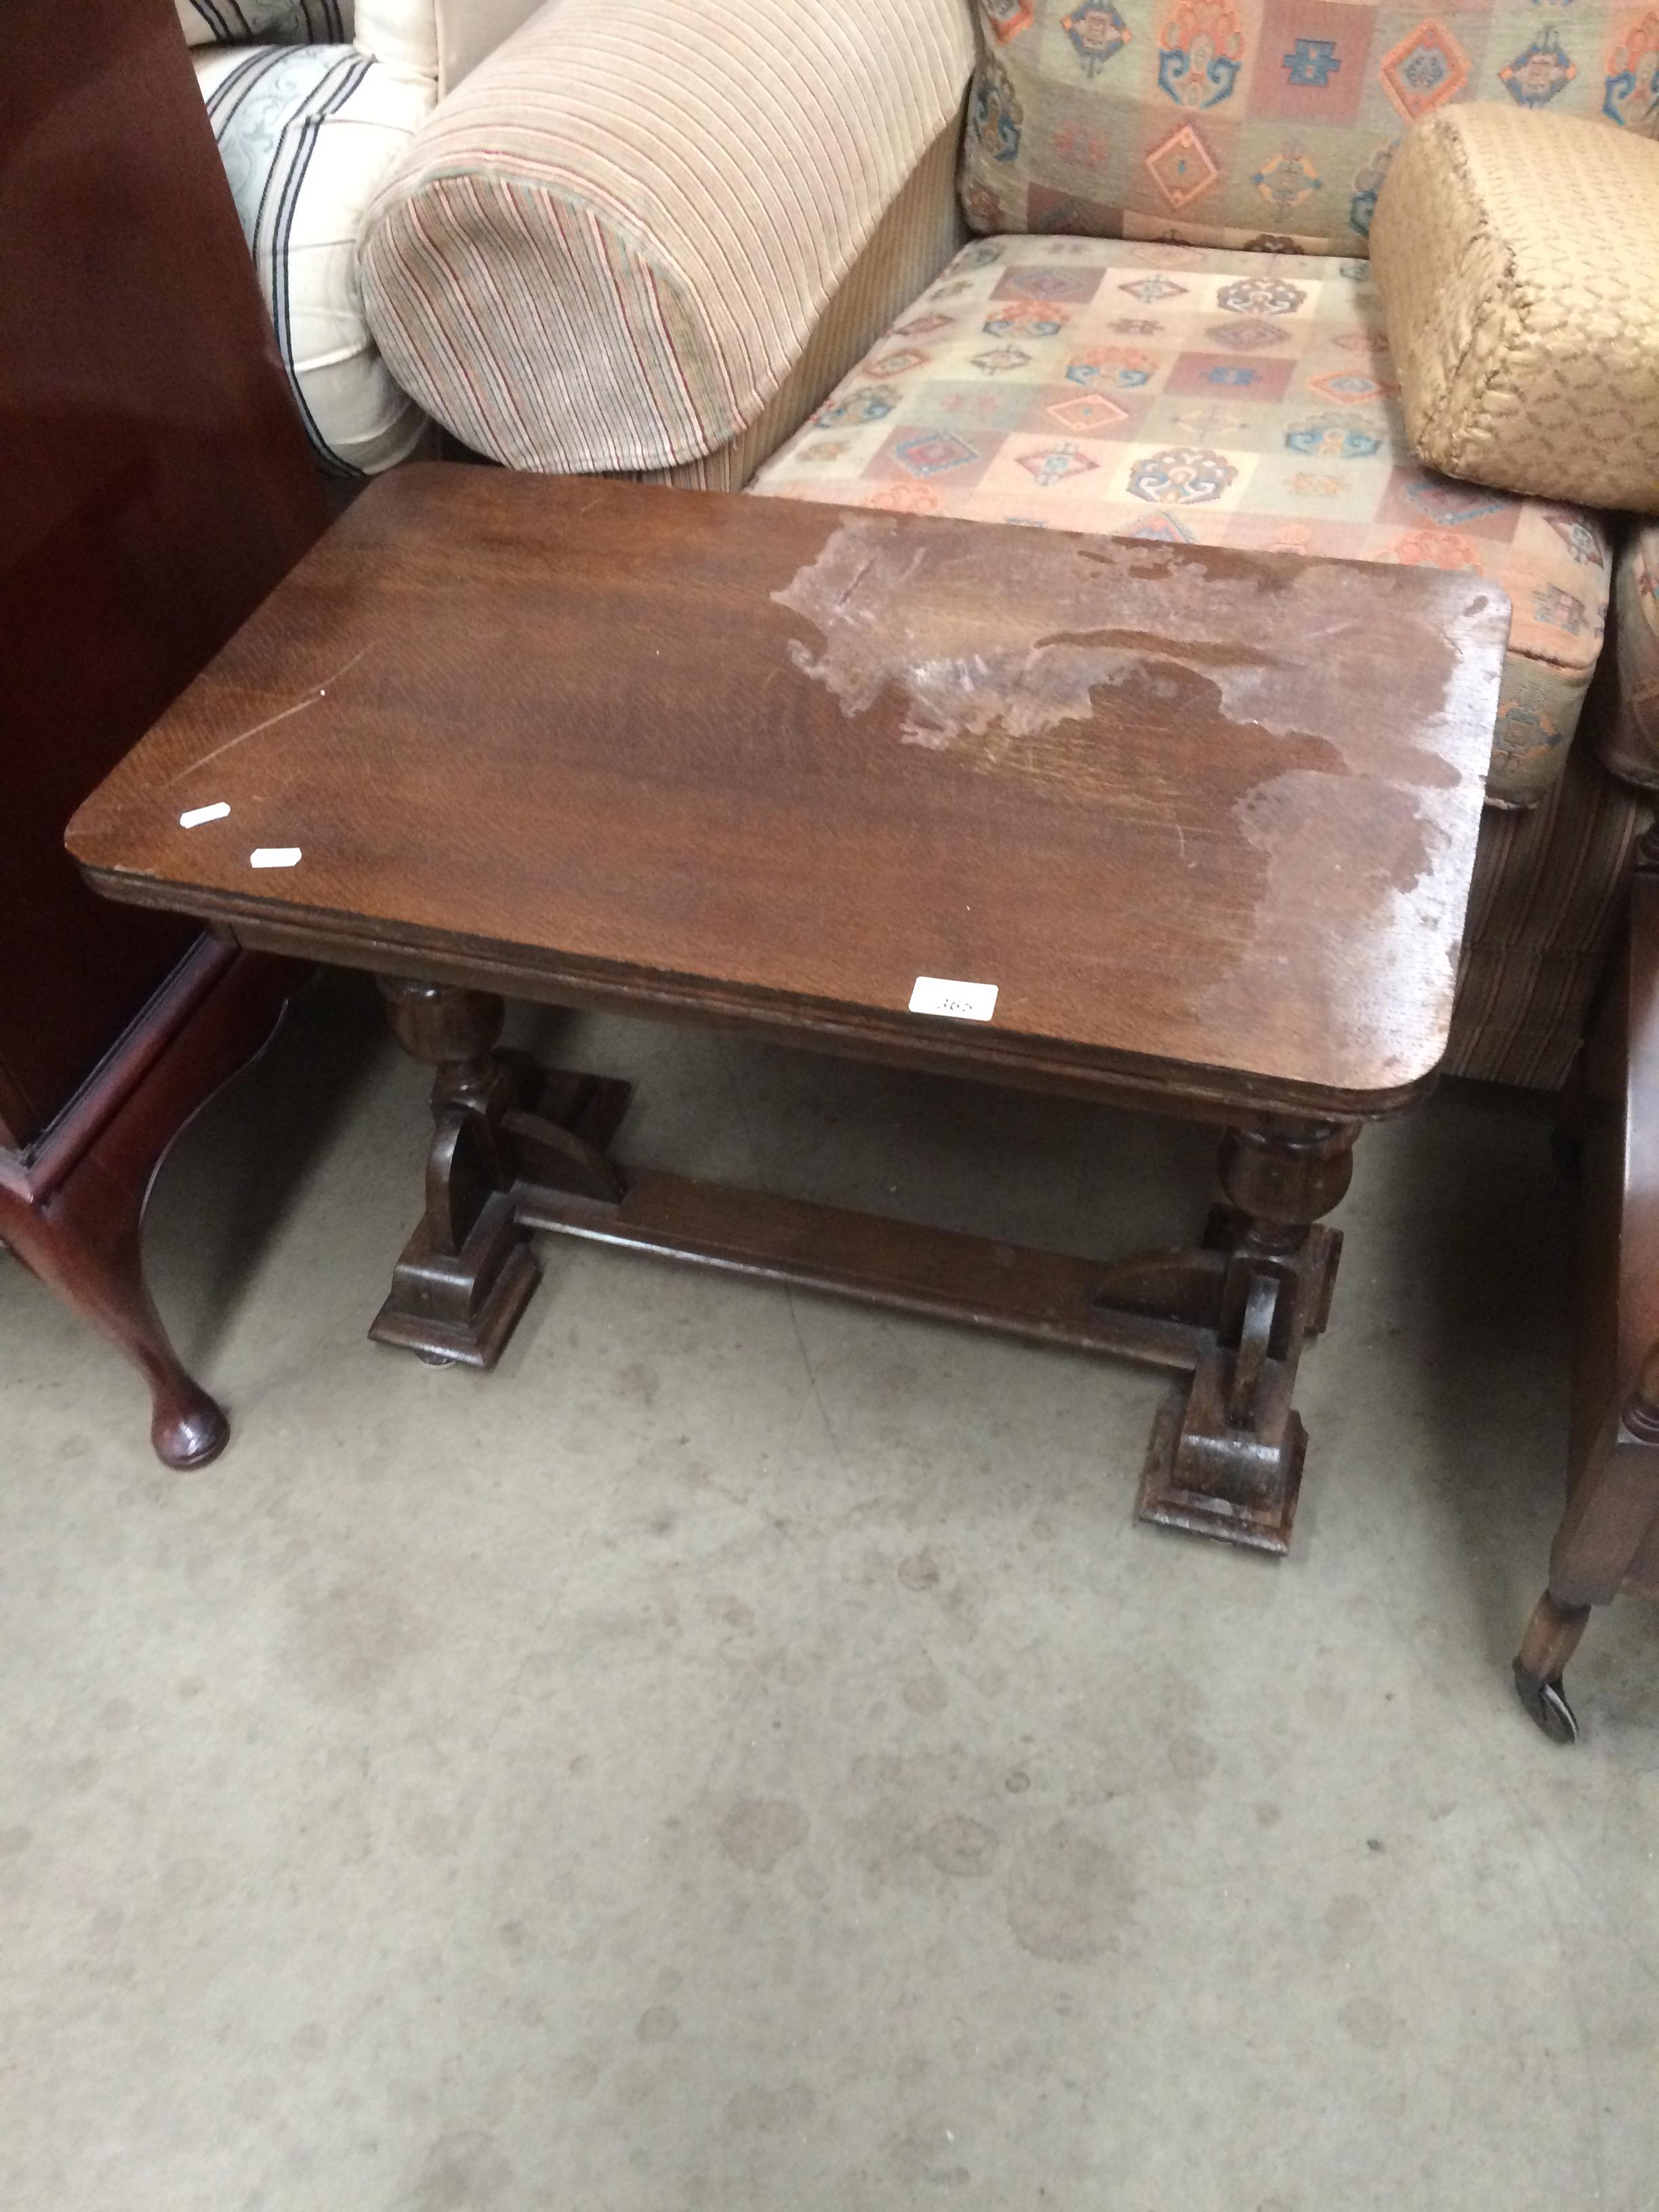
(66, 466), (1508, 1555)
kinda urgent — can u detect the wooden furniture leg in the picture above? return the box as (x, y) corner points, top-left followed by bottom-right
(1515, 853), (1659, 1740)
(1132, 1118), (1357, 1555)
(370, 977), (630, 1366)
(1, 1161), (226, 1468)
(1515, 1355), (1659, 1743)
(1513, 1593), (1593, 1744)
(0, 941), (305, 1467)
(367, 977), (1364, 1553)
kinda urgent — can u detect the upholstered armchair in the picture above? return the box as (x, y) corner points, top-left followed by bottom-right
(350, 0), (1659, 1090)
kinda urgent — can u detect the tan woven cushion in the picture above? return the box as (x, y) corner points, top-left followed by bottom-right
(1372, 105), (1659, 511)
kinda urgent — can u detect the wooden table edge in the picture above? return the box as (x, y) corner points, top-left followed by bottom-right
(73, 859), (1447, 1127)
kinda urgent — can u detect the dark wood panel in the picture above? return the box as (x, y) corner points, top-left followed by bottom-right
(1513, 859), (1659, 1738)
(68, 467), (1507, 1103)
(0, 0), (327, 1141)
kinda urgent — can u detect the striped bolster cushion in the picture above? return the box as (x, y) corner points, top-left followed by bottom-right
(357, 0), (978, 474)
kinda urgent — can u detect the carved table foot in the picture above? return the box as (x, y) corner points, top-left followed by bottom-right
(369, 979), (630, 1367)
(1128, 1119), (1357, 1555)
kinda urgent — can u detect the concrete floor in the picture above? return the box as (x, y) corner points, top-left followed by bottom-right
(3, 971), (1658, 2212)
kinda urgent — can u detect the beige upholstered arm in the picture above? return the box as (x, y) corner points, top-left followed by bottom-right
(358, 0), (976, 474)
(431, 0), (548, 93)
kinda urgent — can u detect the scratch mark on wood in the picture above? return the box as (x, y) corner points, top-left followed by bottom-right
(165, 647), (369, 785)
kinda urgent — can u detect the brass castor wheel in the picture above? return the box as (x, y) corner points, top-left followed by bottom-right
(1513, 1661), (1580, 1746)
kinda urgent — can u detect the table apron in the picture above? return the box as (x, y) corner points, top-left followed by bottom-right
(178, 905), (1434, 1130)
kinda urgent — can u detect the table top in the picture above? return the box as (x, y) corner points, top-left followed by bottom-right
(67, 466), (1509, 1112)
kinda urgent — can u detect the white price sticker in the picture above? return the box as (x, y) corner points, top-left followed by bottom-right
(909, 976), (998, 1022)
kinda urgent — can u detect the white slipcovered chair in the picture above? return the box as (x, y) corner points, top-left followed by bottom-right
(176, 0), (542, 473)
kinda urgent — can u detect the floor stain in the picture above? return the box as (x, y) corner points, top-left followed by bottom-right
(291, 1575), (436, 1702)
(902, 1668), (949, 1715)
(1324, 1892), (1374, 1952)
(401, 2130), (514, 2211)
(719, 1797), (810, 1874)
(918, 1814), (1000, 1879)
(1006, 1820), (1135, 1963)
(724, 2082), (817, 2131)
(615, 1361), (660, 1406)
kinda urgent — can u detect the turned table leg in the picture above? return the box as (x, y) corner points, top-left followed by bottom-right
(369, 977), (631, 1368)
(369, 979), (541, 1367)
(1513, 1357), (1659, 1744)
(1134, 1116), (1358, 1554)
(1513, 1592), (1591, 1745)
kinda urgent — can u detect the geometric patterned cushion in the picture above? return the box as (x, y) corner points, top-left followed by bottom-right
(751, 231), (1612, 807)
(960, 0), (1659, 258)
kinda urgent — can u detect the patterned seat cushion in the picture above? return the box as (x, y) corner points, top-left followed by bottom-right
(752, 232), (1611, 808)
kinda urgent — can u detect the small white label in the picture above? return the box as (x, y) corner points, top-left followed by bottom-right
(179, 802), (230, 829)
(249, 847), (302, 869)
(909, 976), (998, 1022)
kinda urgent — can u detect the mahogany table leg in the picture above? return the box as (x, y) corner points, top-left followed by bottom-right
(1, 1168), (228, 1468)
(1134, 1117), (1358, 1555)
(0, 944), (304, 1468)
